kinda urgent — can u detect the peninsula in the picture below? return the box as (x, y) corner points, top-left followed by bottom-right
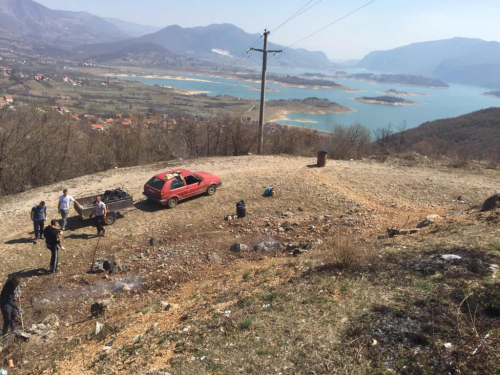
(348, 73), (449, 88)
(267, 97), (354, 122)
(483, 90), (500, 98)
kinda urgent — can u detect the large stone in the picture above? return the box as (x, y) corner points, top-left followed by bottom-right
(91, 299), (111, 317)
(230, 243), (248, 253)
(92, 256), (123, 275)
(252, 243), (268, 252)
(417, 214), (442, 228)
(207, 252), (222, 263)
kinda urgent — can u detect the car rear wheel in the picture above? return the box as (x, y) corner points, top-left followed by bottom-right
(207, 185), (217, 196)
(167, 197), (178, 208)
(104, 212), (117, 225)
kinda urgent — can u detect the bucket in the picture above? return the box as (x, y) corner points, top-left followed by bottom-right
(236, 201), (246, 218)
(317, 151), (328, 168)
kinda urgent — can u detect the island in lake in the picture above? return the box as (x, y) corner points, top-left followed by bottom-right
(354, 96), (419, 106)
(267, 97), (354, 123)
(348, 73), (449, 88)
(483, 90), (500, 98)
(382, 89), (426, 96)
(236, 73), (356, 91)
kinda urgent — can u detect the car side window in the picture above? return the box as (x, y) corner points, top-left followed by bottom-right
(170, 179), (185, 190)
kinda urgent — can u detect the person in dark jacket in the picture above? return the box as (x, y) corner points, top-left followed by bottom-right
(44, 219), (65, 273)
(0, 273), (22, 336)
(31, 201), (47, 244)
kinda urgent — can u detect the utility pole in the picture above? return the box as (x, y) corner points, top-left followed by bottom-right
(250, 30), (282, 155)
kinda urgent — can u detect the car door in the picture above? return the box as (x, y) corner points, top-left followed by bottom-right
(191, 174), (206, 196)
(169, 178), (188, 200)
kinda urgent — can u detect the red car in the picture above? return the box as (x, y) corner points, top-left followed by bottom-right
(143, 168), (222, 208)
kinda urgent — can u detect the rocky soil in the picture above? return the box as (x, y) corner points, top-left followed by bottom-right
(0, 155), (498, 374)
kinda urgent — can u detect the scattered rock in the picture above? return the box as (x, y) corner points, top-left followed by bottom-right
(91, 300), (111, 317)
(444, 343), (452, 349)
(174, 341), (193, 354)
(160, 301), (179, 311)
(252, 242), (268, 252)
(150, 238), (164, 246)
(303, 239), (322, 250)
(439, 254), (462, 262)
(92, 256), (123, 275)
(230, 243), (248, 253)
(387, 228), (419, 238)
(207, 252), (222, 263)
(342, 219), (360, 227)
(417, 214), (442, 228)
(42, 314), (59, 328)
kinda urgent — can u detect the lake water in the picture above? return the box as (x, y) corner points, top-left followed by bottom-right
(114, 69), (499, 132)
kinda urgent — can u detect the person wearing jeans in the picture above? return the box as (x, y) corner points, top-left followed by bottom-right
(44, 219), (64, 273)
(94, 196), (107, 236)
(58, 189), (82, 231)
(31, 201), (47, 243)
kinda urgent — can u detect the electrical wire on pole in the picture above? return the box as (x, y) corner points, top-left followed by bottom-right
(249, 30), (282, 155)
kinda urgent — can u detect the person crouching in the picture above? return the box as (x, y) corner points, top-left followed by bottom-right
(0, 273), (22, 336)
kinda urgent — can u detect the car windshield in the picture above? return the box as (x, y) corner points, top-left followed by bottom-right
(146, 176), (166, 191)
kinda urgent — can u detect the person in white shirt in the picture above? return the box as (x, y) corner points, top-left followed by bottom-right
(58, 189), (82, 231)
(94, 196), (107, 237)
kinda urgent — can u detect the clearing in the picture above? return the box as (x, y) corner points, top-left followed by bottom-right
(0, 155), (499, 374)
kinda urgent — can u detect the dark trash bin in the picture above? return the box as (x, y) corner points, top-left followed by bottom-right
(236, 200), (246, 218)
(317, 151), (328, 168)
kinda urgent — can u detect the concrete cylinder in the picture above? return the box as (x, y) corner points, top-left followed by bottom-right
(317, 151), (328, 168)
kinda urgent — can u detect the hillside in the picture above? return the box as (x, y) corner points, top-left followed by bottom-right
(402, 107), (500, 157)
(1, 155), (499, 374)
(357, 38), (500, 88)
(75, 23), (334, 69)
(0, 0), (128, 45)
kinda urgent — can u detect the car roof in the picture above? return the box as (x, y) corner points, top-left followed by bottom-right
(153, 169), (194, 180)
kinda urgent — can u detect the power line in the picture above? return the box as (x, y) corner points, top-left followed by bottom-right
(283, 0), (377, 51)
(272, 0), (321, 35)
(214, 1), (377, 96)
(203, 0), (325, 95)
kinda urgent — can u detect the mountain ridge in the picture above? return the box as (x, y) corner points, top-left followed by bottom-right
(357, 37), (500, 88)
(75, 23), (333, 69)
(0, 0), (128, 44)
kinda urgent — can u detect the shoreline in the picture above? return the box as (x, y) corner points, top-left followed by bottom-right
(109, 71), (358, 92)
(341, 76), (449, 89)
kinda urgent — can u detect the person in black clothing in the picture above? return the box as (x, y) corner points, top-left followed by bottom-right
(0, 273), (22, 336)
(44, 219), (64, 273)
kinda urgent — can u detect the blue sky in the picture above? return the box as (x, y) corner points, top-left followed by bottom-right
(37, 0), (500, 59)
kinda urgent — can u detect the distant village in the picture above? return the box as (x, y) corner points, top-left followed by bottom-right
(0, 63), (291, 134)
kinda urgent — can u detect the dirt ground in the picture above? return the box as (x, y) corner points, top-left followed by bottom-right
(0, 155), (499, 374)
